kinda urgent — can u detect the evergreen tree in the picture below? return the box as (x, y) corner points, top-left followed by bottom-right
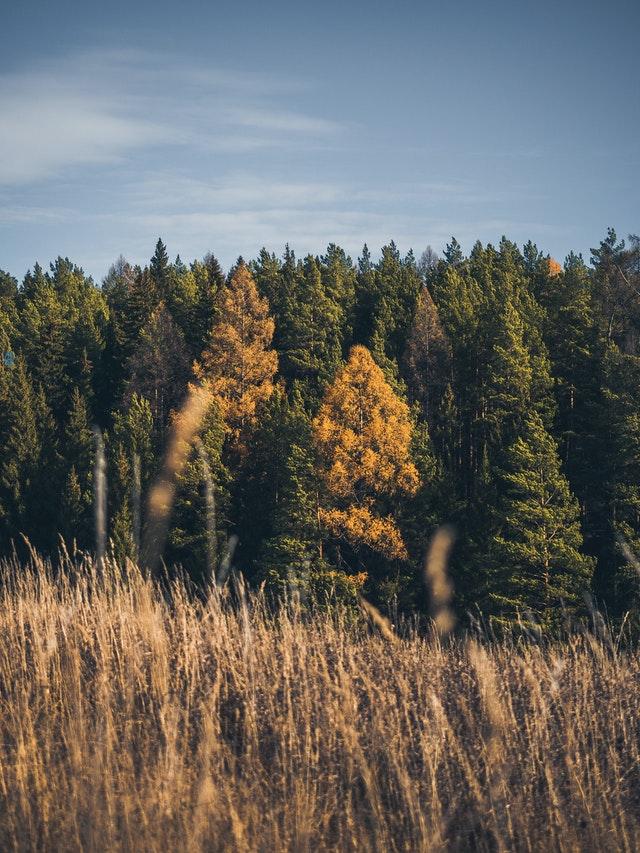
(0, 270), (18, 355)
(60, 387), (94, 547)
(485, 300), (533, 446)
(189, 253), (225, 357)
(126, 303), (190, 444)
(278, 254), (343, 394)
(402, 286), (452, 423)
(109, 393), (155, 560)
(167, 399), (229, 585)
(487, 411), (594, 626)
(0, 358), (44, 550)
(150, 238), (170, 297)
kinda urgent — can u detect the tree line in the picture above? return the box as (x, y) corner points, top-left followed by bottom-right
(1, 230), (639, 628)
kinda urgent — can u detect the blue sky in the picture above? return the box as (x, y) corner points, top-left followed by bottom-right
(1, 0), (638, 282)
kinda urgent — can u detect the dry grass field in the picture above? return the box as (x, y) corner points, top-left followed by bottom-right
(0, 554), (638, 852)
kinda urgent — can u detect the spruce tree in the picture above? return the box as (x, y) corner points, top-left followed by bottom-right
(150, 238), (170, 297)
(167, 399), (229, 585)
(126, 303), (190, 444)
(487, 411), (594, 626)
(0, 358), (43, 550)
(60, 387), (94, 547)
(109, 393), (155, 560)
(278, 254), (343, 393)
(402, 286), (452, 423)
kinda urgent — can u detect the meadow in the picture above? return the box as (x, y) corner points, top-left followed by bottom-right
(0, 553), (638, 852)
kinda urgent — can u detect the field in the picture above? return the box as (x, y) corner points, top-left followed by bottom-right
(0, 555), (638, 852)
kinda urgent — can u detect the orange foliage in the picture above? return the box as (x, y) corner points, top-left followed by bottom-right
(547, 258), (562, 277)
(320, 504), (409, 560)
(196, 263), (277, 443)
(313, 345), (418, 560)
(313, 345), (419, 499)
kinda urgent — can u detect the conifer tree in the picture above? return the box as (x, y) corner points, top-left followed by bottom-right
(485, 300), (533, 446)
(109, 393), (155, 560)
(590, 228), (640, 351)
(167, 399), (229, 584)
(366, 243), (423, 374)
(189, 253), (225, 356)
(321, 243), (356, 347)
(487, 411), (594, 625)
(237, 387), (318, 576)
(278, 255), (343, 392)
(196, 262), (277, 447)
(402, 286), (452, 423)
(126, 303), (190, 443)
(443, 237), (464, 266)
(0, 270), (17, 354)
(0, 358), (44, 549)
(150, 238), (170, 296)
(60, 387), (94, 547)
(256, 387), (364, 603)
(16, 272), (68, 420)
(313, 345), (419, 567)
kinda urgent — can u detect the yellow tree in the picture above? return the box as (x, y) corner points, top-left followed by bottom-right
(196, 263), (278, 445)
(313, 345), (419, 561)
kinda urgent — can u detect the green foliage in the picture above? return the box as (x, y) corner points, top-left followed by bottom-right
(4, 228), (640, 627)
(166, 400), (230, 585)
(487, 411), (594, 626)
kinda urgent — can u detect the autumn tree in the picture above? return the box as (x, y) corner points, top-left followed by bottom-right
(313, 345), (419, 568)
(196, 262), (277, 447)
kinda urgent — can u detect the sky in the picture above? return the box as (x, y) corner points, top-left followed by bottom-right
(0, 0), (638, 282)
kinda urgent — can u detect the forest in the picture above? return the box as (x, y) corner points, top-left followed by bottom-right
(1, 229), (639, 630)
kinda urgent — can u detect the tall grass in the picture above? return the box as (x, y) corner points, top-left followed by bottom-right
(0, 554), (638, 852)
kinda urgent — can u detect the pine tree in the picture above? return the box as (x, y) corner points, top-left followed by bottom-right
(485, 300), (533, 446)
(487, 411), (594, 626)
(60, 387), (94, 547)
(196, 262), (277, 448)
(255, 388), (360, 604)
(0, 358), (44, 550)
(189, 253), (225, 357)
(0, 270), (17, 355)
(150, 238), (170, 297)
(368, 243), (423, 374)
(237, 387), (317, 575)
(109, 393), (155, 560)
(402, 286), (452, 422)
(126, 303), (190, 443)
(16, 272), (68, 421)
(443, 237), (464, 266)
(167, 398), (229, 585)
(278, 254), (343, 393)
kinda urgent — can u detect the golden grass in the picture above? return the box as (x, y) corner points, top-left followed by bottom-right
(0, 555), (639, 852)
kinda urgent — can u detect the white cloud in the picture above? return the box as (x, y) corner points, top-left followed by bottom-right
(0, 204), (73, 224)
(222, 107), (345, 135)
(0, 92), (169, 184)
(0, 49), (346, 186)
